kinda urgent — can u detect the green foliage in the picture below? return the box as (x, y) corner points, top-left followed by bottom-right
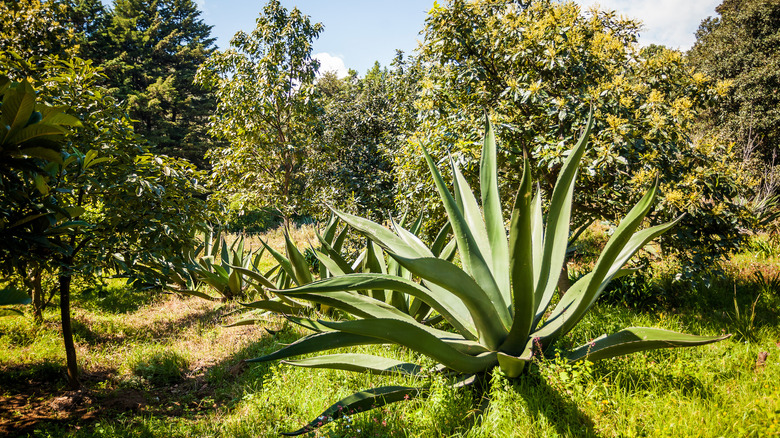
(252, 114), (728, 434)
(195, 0), (324, 219)
(316, 55), (421, 219)
(395, 0), (750, 268)
(98, 0), (218, 167)
(689, 0), (780, 161)
(0, 0), (82, 60)
(186, 231), (266, 301)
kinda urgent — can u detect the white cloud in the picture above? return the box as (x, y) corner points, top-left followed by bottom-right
(574, 0), (720, 49)
(314, 53), (349, 78)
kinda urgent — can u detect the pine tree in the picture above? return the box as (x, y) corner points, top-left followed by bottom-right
(101, 0), (217, 167)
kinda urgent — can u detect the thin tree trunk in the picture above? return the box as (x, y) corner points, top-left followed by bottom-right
(29, 267), (44, 324)
(59, 267), (80, 389)
(557, 263), (571, 295)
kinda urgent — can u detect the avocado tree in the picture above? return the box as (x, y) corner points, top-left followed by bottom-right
(1, 52), (209, 388)
(395, 0), (751, 273)
(195, 0), (324, 222)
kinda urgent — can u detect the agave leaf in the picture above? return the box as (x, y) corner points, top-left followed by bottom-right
(239, 299), (307, 315)
(231, 266), (277, 290)
(566, 327), (731, 362)
(534, 112), (593, 326)
(277, 290), (394, 320)
(260, 238), (297, 284)
(275, 274), (476, 338)
(319, 318), (497, 374)
(178, 289), (220, 301)
(431, 222), (453, 257)
(333, 223), (349, 253)
(285, 231), (313, 285)
(330, 207), (420, 259)
(502, 157), (535, 354)
(286, 316), (336, 332)
(390, 216), (434, 257)
(281, 386), (423, 436)
(450, 157), (498, 287)
(439, 238), (457, 262)
(556, 182), (668, 334)
(363, 239), (387, 302)
(497, 351), (532, 378)
(479, 114), (512, 303)
(322, 214), (340, 243)
(530, 187), (544, 289)
(227, 269), (242, 296)
(312, 248), (349, 276)
(247, 331), (385, 363)
(421, 146), (508, 324)
(283, 354), (423, 376)
(388, 254), (508, 349)
(534, 268), (637, 341)
(314, 229), (353, 274)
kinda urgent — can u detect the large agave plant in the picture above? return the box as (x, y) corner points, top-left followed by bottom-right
(253, 113), (729, 435)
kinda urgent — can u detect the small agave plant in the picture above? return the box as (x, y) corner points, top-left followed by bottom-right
(253, 113), (730, 435)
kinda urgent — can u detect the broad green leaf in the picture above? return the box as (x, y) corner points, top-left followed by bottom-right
(281, 386), (423, 436)
(0, 286), (32, 306)
(9, 123), (65, 145)
(18, 146), (63, 164)
(480, 114), (511, 303)
(566, 327), (731, 362)
(1, 80), (36, 142)
(534, 111), (593, 325)
(283, 354), (422, 376)
(247, 331), (385, 363)
(320, 318), (497, 373)
(502, 157), (535, 355)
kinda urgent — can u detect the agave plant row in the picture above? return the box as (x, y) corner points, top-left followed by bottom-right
(245, 112), (730, 435)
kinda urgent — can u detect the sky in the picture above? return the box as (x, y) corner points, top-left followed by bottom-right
(193, 0), (722, 77)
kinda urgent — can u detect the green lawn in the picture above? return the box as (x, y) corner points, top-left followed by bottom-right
(1, 232), (778, 437)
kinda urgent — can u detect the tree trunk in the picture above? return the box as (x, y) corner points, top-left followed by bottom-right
(28, 267), (44, 324)
(59, 269), (80, 389)
(557, 262), (571, 295)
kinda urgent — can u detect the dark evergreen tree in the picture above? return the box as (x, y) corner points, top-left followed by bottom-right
(101, 0), (217, 167)
(689, 0), (780, 162)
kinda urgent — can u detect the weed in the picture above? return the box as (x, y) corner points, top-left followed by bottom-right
(128, 346), (190, 386)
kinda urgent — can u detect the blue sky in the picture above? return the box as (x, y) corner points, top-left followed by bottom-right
(191, 1), (721, 76)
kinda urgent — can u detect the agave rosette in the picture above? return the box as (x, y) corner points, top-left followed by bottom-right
(251, 112), (729, 435)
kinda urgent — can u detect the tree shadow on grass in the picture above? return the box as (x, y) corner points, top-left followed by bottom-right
(506, 372), (600, 437)
(0, 311), (293, 436)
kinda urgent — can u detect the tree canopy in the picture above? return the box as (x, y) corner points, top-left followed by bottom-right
(195, 0), (323, 220)
(689, 0), (780, 162)
(393, 0), (751, 267)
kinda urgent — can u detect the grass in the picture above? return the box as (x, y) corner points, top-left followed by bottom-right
(1, 224), (779, 437)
